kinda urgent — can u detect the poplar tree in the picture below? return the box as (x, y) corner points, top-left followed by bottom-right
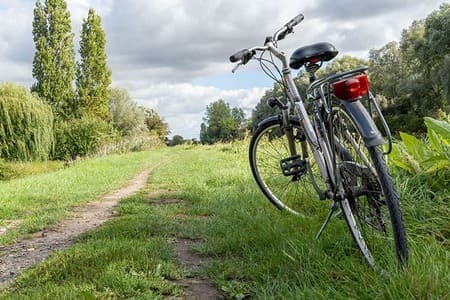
(76, 9), (112, 120)
(32, 0), (76, 119)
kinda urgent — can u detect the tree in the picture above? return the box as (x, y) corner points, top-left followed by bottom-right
(251, 89), (280, 131)
(142, 108), (170, 140)
(200, 122), (209, 144)
(170, 135), (185, 146)
(367, 4), (450, 133)
(422, 3), (450, 110)
(76, 9), (112, 120)
(109, 88), (146, 137)
(0, 83), (54, 161)
(32, 0), (76, 119)
(201, 99), (246, 144)
(369, 42), (403, 106)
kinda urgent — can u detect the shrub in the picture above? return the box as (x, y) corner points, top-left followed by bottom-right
(390, 117), (450, 191)
(52, 117), (111, 160)
(0, 158), (17, 180)
(0, 83), (54, 161)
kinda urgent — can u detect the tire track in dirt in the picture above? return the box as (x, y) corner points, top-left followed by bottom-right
(149, 192), (224, 299)
(171, 238), (224, 300)
(0, 168), (153, 287)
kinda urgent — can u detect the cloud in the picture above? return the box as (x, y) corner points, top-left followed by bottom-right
(131, 82), (267, 139)
(0, 0), (34, 82)
(0, 0), (446, 139)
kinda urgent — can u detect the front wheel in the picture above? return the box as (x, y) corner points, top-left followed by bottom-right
(333, 105), (408, 267)
(249, 117), (327, 215)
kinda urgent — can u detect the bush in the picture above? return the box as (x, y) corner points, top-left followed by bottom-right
(389, 117), (450, 191)
(0, 158), (17, 180)
(52, 117), (112, 160)
(97, 133), (164, 155)
(0, 83), (54, 161)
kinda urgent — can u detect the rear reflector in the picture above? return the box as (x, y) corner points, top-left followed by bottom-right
(332, 74), (369, 101)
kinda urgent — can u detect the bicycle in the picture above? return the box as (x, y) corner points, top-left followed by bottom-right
(229, 14), (408, 268)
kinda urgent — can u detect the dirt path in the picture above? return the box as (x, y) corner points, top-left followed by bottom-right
(0, 168), (152, 287)
(0, 169), (225, 299)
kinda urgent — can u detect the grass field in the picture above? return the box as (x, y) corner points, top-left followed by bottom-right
(0, 143), (448, 298)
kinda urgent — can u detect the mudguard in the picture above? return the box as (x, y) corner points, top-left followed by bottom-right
(257, 115), (300, 128)
(340, 100), (385, 147)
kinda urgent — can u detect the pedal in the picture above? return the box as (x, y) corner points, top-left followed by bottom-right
(280, 155), (307, 177)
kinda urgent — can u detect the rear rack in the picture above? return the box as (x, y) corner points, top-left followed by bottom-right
(306, 67), (393, 155)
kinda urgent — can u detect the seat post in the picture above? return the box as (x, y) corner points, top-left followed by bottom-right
(306, 63), (320, 84)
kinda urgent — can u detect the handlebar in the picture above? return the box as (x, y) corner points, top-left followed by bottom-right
(229, 49), (254, 63)
(229, 13), (304, 65)
(285, 13), (304, 30)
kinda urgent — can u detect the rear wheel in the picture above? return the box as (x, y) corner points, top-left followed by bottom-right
(332, 105), (408, 267)
(249, 117), (327, 215)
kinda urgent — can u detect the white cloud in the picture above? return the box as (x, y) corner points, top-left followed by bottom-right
(131, 83), (267, 139)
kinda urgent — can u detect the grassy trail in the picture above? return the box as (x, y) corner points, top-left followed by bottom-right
(0, 144), (448, 299)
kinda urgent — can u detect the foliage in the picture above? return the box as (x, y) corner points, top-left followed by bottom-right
(0, 159), (64, 181)
(390, 117), (449, 190)
(109, 88), (147, 137)
(369, 4), (450, 132)
(0, 83), (54, 161)
(52, 117), (111, 160)
(200, 99), (245, 144)
(169, 135), (185, 146)
(0, 159), (16, 180)
(98, 134), (163, 155)
(32, 0), (77, 120)
(76, 9), (112, 120)
(142, 108), (170, 141)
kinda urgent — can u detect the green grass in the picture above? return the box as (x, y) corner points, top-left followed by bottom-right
(0, 159), (65, 180)
(1, 143), (448, 299)
(0, 150), (169, 245)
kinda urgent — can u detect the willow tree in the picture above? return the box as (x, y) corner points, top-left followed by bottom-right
(32, 0), (76, 120)
(0, 83), (54, 161)
(76, 8), (111, 120)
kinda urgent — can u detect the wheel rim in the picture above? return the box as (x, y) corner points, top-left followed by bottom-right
(251, 122), (326, 215)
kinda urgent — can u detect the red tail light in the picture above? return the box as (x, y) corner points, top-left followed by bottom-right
(332, 74), (369, 101)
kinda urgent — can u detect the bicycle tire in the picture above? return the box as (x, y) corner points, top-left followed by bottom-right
(249, 116), (327, 215)
(332, 105), (408, 267)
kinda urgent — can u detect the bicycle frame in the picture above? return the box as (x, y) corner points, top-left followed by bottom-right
(262, 41), (336, 192)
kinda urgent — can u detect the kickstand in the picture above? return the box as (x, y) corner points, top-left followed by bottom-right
(315, 201), (339, 240)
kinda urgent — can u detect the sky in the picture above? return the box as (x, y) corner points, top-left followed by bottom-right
(0, 0), (445, 139)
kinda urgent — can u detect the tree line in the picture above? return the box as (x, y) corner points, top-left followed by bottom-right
(201, 3), (449, 143)
(0, 0), (169, 162)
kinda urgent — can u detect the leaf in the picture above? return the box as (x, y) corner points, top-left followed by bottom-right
(389, 143), (417, 173)
(424, 117), (450, 145)
(422, 155), (450, 173)
(428, 127), (443, 153)
(399, 131), (428, 162)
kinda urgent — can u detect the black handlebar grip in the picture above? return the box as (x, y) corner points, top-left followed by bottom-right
(230, 49), (249, 63)
(285, 13), (304, 29)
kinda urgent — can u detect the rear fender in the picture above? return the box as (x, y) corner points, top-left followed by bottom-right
(340, 100), (385, 147)
(257, 115), (300, 128)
